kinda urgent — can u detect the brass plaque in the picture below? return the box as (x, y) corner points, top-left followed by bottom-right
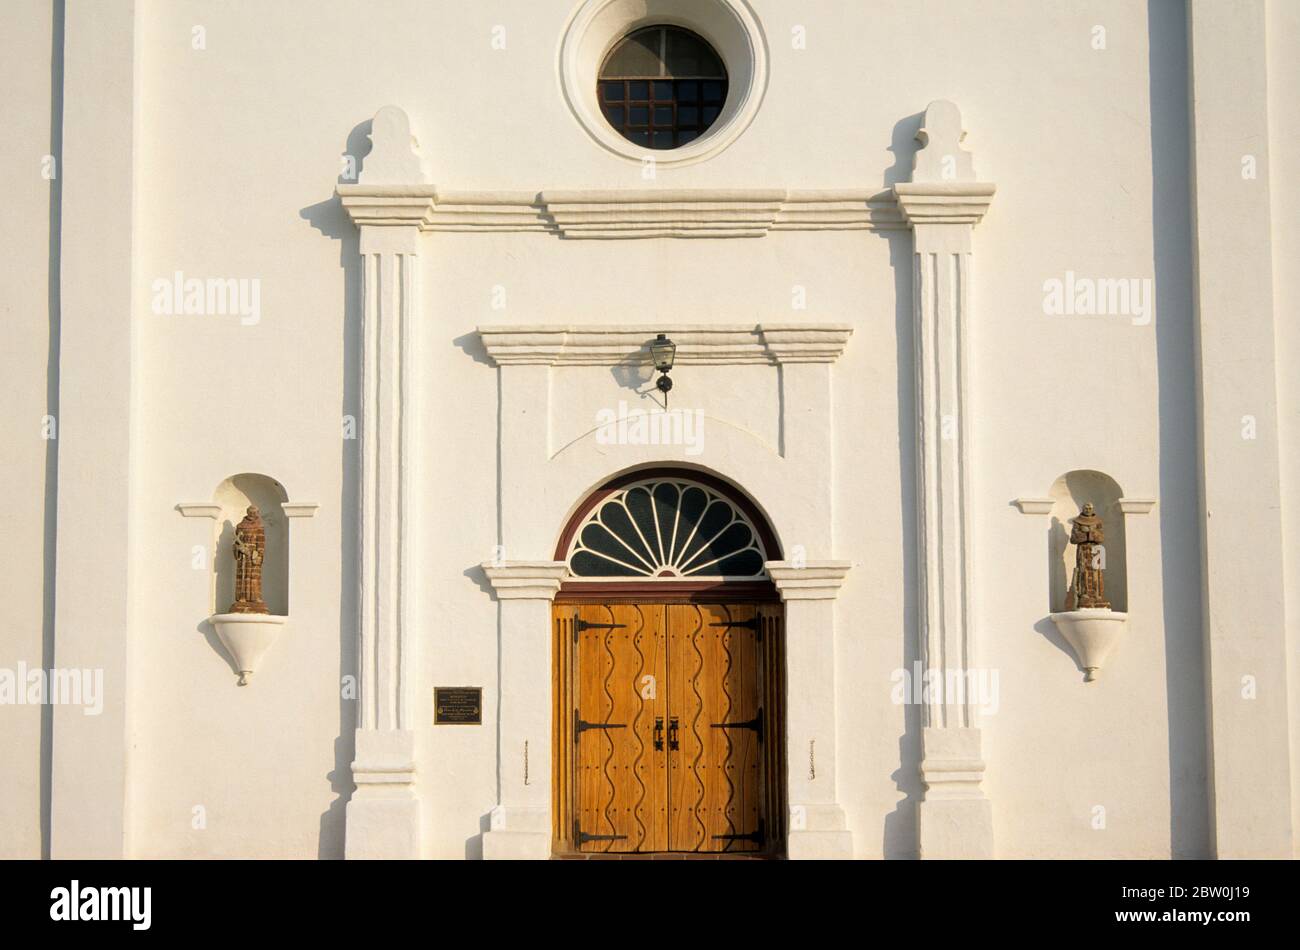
(434, 687), (483, 725)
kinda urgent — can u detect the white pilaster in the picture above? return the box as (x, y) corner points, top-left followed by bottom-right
(766, 561), (853, 859)
(1187, 1), (1293, 858)
(894, 101), (996, 858)
(498, 364), (553, 557)
(50, 0), (140, 859)
(339, 106), (434, 858)
(481, 562), (568, 860)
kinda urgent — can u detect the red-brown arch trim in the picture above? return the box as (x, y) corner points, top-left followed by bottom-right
(552, 467), (783, 601)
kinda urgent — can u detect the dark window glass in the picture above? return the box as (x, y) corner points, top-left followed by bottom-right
(567, 480), (768, 579)
(601, 30), (661, 76)
(653, 483), (679, 551)
(710, 550), (765, 577)
(666, 29), (724, 78)
(598, 26), (728, 150)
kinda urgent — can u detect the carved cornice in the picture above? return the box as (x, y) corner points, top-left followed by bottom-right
(337, 184), (438, 228)
(764, 561), (852, 601)
(477, 324), (852, 367)
(482, 561), (569, 601)
(337, 185), (905, 237)
(281, 502), (320, 518)
(545, 189), (904, 237)
(1013, 496), (1157, 515)
(176, 501), (319, 518)
(893, 182), (997, 227)
(175, 503), (222, 519)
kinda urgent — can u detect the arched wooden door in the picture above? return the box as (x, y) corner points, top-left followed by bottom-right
(551, 472), (787, 856)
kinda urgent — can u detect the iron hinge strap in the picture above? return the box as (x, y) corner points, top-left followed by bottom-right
(709, 708), (764, 744)
(574, 708), (628, 741)
(573, 617), (628, 640)
(574, 819), (628, 846)
(712, 818), (766, 846)
(709, 617), (763, 640)
(574, 618), (627, 632)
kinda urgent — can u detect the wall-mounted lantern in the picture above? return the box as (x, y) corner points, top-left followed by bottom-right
(650, 333), (677, 407)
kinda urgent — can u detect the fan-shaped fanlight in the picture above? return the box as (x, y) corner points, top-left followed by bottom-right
(568, 479), (767, 579)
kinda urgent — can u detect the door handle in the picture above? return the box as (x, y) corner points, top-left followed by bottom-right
(668, 717), (680, 751)
(653, 717), (664, 751)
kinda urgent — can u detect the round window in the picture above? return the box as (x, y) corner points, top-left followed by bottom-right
(597, 26), (728, 150)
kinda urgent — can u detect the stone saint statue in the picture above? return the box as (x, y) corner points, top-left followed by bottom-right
(230, 505), (269, 614)
(1067, 502), (1110, 609)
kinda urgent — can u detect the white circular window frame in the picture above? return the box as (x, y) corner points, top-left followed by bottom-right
(559, 0), (769, 167)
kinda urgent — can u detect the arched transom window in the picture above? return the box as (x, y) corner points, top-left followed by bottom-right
(567, 478), (767, 579)
(598, 25), (728, 150)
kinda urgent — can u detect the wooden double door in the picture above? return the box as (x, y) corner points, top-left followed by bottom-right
(553, 602), (785, 854)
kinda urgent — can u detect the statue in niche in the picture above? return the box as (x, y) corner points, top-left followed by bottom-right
(1066, 502), (1110, 610)
(229, 505), (269, 614)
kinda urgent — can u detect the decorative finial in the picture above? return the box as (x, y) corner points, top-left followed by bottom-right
(911, 100), (976, 183)
(358, 105), (431, 185)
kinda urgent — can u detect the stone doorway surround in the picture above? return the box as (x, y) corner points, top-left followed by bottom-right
(336, 99), (995, 859)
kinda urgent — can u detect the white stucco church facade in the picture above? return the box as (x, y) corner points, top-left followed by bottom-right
(3, 0), (1299, 860)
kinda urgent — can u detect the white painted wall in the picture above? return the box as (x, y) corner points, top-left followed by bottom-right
(1, 0), (1293, 858)
(1266, 0), (1300, 858)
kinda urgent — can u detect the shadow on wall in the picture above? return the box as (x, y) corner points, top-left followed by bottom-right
(195, 615), (242, 680)
(1031, 615), (1089, 680)
(884, 111), (924, 187)
(468, 812), (489, 860)
(1147, 0), (1209, 859)
(300, 118), (369, 859)
(40, 0), (66, 862)
(610, 348), (657, 397)
(881, 110), (924, 859)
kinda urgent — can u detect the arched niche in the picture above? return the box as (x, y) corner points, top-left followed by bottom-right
(212, 473), (289, 615)
(1047, 470), (1127, 613)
